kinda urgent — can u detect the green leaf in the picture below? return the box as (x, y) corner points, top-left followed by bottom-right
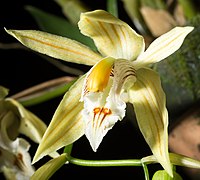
(55, 0), (88, 24)
(25, 5), (96, 50)
(30, 153), (68, 180)
(152, 170), (182, 180)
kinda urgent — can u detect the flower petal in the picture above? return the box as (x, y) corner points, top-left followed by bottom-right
(134, 26), (194, 68)
(142, 153), (200, 169)
(78, 10), (144, 60)
(0, 110), (19, 151)
(82, 57), (115, 97)
(81, 58), (115, 151)
(5, 28), (102, 66)
(0, 139), (35, 179)
(32, 76), (85, 164)
(169, 153), (200, 169)
(5, 99), (47, 144)
(31, 153), (67, 180)
(128, 68), (172, 176)
(0, 86), (9, 100)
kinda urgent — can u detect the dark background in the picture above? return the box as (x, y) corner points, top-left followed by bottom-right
(0, 0), (192, 179)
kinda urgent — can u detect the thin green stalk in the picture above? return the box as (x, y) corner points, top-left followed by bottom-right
(142, 162), (150, 180)
(67, 155), (143, 167)
(107, 0), (118, 17)
(11, 77), (77, 106)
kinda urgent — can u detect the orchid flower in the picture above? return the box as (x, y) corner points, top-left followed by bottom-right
(6, 10), (193, 176)
(0, 86), (50, 179)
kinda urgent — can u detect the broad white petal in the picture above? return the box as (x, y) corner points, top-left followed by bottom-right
(128, 68), (172, 176)
(78, 10), (144, 60)
(134, 26), (194, 68)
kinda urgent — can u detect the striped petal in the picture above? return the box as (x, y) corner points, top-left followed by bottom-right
(133, 26), (194, 68)
(78, 10), (144, 60)
(32, 76), (85, 164)
(128, 68), (172, 176)
(5, 29), (102, 66)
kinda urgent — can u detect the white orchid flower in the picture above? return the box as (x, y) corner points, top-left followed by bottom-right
(6, 10), (193, 176)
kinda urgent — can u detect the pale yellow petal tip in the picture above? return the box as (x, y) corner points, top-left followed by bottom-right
(165, 165), (173, 178)
(4, 28), (16, 36)
(80, 9), (106, 18)
(174, 26), (194, 38)
(4, 28), (19, 41)
(79, 9), (125, 27)
(159, 158), (173, 177)
(32, 150), (59, 165)
(32, 144), (49, 164)
(32, 152), (44, 165)
(183, 26), (194, 33)
(4, 27), (11, 35)
(31, 144), (51, 164)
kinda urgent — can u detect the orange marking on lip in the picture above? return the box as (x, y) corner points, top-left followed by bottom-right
(93, 107), (112, 128)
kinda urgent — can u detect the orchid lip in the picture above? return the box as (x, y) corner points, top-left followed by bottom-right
(81, 58), (137, 151)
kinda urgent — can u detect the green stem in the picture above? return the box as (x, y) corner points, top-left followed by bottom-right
(67, 156), (143, 167)
(11, 77), (77, 106)
(107, 0), (118, 17)
(142, 163), (150, 180)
